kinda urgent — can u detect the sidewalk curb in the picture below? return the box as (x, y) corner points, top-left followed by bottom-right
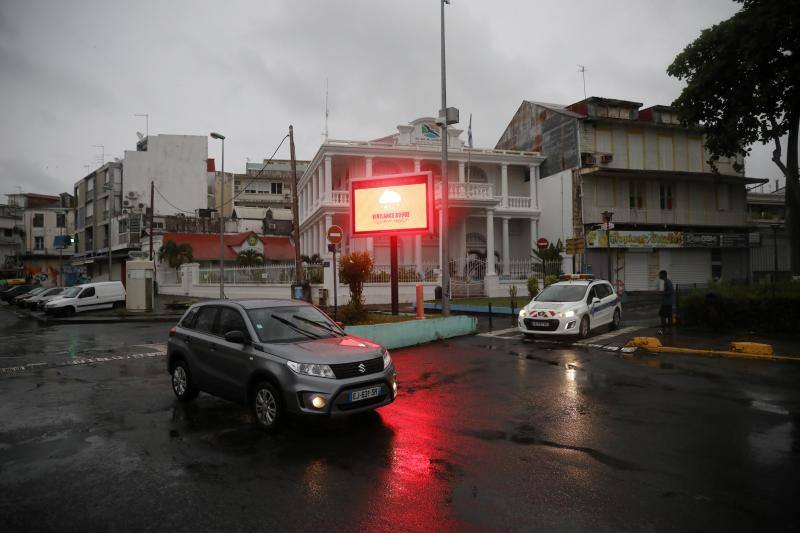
(345, 315), (477, 350)
(625, 336), (800, 362)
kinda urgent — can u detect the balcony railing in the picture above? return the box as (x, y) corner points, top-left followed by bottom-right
(494, 195), (534, 209)
(435, 182), (495, 201)
(324, 190), (350, 206)
(584, 206), (747, 227)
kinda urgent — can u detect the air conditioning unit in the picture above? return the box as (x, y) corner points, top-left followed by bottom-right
(127, 192), (138, 199)
(581, 152), (597, 166)
(123, 200), (131, 207)
(600, 154), (613, 164)
(121, 209), (129, 215)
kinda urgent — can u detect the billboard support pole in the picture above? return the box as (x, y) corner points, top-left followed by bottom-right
(390, 236), (399, 315)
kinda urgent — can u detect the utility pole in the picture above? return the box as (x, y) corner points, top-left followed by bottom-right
(210, 133), (226, 299)
(440, 0), (451, 317)
(149, 180), (154, 261)
(289, 126), (303, 284)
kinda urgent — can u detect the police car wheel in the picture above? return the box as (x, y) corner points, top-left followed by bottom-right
(610, 308), (621, 330)
(579, 316), (590, 338)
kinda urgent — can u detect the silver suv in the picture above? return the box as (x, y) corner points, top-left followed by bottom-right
(167, 299), (397, 431)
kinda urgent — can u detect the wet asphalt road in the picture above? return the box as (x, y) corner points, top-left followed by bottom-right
(1, 305), (799, 531)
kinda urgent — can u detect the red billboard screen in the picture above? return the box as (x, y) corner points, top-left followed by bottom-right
(350, 172), (434, 237)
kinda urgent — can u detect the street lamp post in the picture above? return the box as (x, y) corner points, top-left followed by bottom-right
(210, 132), (226, 299)
(439, 0), (455, 316)
(601, 210), (614, 282)
(770, 223), (781, 294)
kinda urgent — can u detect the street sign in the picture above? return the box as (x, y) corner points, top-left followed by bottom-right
(327, 224), (344, 245)
(536, 237), (549, 250)
(565, 237), (585, 255)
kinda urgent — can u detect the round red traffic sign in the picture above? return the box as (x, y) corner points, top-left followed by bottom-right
(327, 225), (344, 245)
(536, 237), (549, 250)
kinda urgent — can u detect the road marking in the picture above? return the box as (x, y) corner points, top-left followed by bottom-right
(0, 344), (167, 377)
(576, 326), (643, 344)
(478, 327), (521, 338)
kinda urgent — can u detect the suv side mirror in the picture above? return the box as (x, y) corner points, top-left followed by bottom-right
(335, 321), (345, 329)
(224, 330), (247, 344)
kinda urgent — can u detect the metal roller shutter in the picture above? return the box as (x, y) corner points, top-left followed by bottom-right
(624, 252), (650, 291)
(668, 250), (711, 287)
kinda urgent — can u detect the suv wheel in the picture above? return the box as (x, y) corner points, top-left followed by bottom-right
(579, 316), (590, 338)
(252, 381), (282, 431)
(611, 308), (621, 330)
(171, 360), (198, 402)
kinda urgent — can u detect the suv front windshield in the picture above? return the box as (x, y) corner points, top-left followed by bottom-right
(535, 284), (589, 303)
(247, 305), (342, 343)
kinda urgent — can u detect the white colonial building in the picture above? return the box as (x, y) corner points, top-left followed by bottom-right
(298, 117), (545, 296)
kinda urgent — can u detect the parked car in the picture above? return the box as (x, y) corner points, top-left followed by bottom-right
(44, 281), (126, 316)
(167, 299), (398, 431)
(1, 285), (34, 303)
(24, 287), (65, 309)
(36, 289), (69, 310)
(518, 275), (622, 339)
(14, 287), (47, 306)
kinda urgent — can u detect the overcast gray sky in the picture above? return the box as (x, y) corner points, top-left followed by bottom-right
(0, 0), (786, 197)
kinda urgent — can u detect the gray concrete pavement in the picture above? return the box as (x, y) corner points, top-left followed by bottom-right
(1, 308), (799, 531)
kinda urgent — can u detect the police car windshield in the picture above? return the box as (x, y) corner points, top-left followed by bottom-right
(535, 284), (588, 302)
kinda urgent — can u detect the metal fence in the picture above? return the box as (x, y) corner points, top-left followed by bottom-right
(198, 264), (298, 285)
(366, 263), (439, 284)
(497, 258), (563, 280)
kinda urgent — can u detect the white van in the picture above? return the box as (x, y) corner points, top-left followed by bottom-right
(44, 281), (126, 316)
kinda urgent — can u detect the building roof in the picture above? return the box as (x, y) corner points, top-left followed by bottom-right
(525, 101), (586, 119)
(161, 231), (295, 261)
(583, 167), (768, 185)
(231, 207), (294, 221)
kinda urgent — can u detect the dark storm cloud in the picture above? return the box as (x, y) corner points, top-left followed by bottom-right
(0, 0), (785, 198)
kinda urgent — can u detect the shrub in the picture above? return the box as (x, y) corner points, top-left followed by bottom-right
(544, 274), (558, 287)
(339, 252), (374, 323)
(679, 281), (800, 333)
(527, 276), (539, 299)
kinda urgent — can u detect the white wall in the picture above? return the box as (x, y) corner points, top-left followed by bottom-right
(123, 135), (208, 217)
(537, 168), (573, 245)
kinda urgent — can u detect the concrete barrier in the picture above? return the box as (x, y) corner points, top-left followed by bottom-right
(345, 315), (477, 350)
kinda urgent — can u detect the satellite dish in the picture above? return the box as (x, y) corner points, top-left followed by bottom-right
(136, 132), (144, 140)
(246, 157), (251, 163)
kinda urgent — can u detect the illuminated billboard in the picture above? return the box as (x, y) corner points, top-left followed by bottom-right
(351, 172), (434, 237)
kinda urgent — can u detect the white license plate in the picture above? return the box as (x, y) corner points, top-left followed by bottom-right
(530, 320), (549, 327)
(349, 386), (382, 402)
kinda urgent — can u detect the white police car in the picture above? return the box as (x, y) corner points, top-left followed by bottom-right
(518, 275), (622, 339)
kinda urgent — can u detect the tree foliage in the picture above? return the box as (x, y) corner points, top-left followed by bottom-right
(237, 249), (264, 267)
(157, 240), (194, 271)
(338, 251), (374, 323)
(667, 0), (800, 272)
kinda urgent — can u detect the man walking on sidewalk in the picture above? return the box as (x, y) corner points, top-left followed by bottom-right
(657, 270), (674, 335)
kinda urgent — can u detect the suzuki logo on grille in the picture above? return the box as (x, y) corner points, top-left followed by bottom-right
(358, 363), (366, 373)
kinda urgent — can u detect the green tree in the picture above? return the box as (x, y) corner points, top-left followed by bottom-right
(157, 240), (193, 270)
(301, 253), (323, 265)
(667, 0), (800, 273)
(338, 251), (374, 323)
(237, 249), (264, 267)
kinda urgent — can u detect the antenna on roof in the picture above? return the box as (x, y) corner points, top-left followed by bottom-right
(578, 65), (587, 100)
(136, 131), (144, 140)
(322, 77), (329, 142)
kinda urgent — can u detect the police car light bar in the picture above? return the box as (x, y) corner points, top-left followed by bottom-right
(558, 274), (595, 281)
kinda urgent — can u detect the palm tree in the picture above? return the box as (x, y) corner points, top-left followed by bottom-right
(237, 249), (264, 267)
(157, 240), (194, 270)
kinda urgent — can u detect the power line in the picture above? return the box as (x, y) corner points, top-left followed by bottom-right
(153, 185), (196, 215)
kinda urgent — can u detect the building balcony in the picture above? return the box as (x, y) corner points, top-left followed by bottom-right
(494, 195), (537, 211)
(435, 182), (497, 204)
(584, 206), (748, 227)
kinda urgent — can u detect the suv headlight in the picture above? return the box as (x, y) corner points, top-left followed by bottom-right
(287, 360), (335, 378)
(519, 308), (527, 317)
(382, 348), (392, 369)
(561, 310), (576, 318)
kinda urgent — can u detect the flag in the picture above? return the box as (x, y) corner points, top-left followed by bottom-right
(467, 113), (473, 148)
